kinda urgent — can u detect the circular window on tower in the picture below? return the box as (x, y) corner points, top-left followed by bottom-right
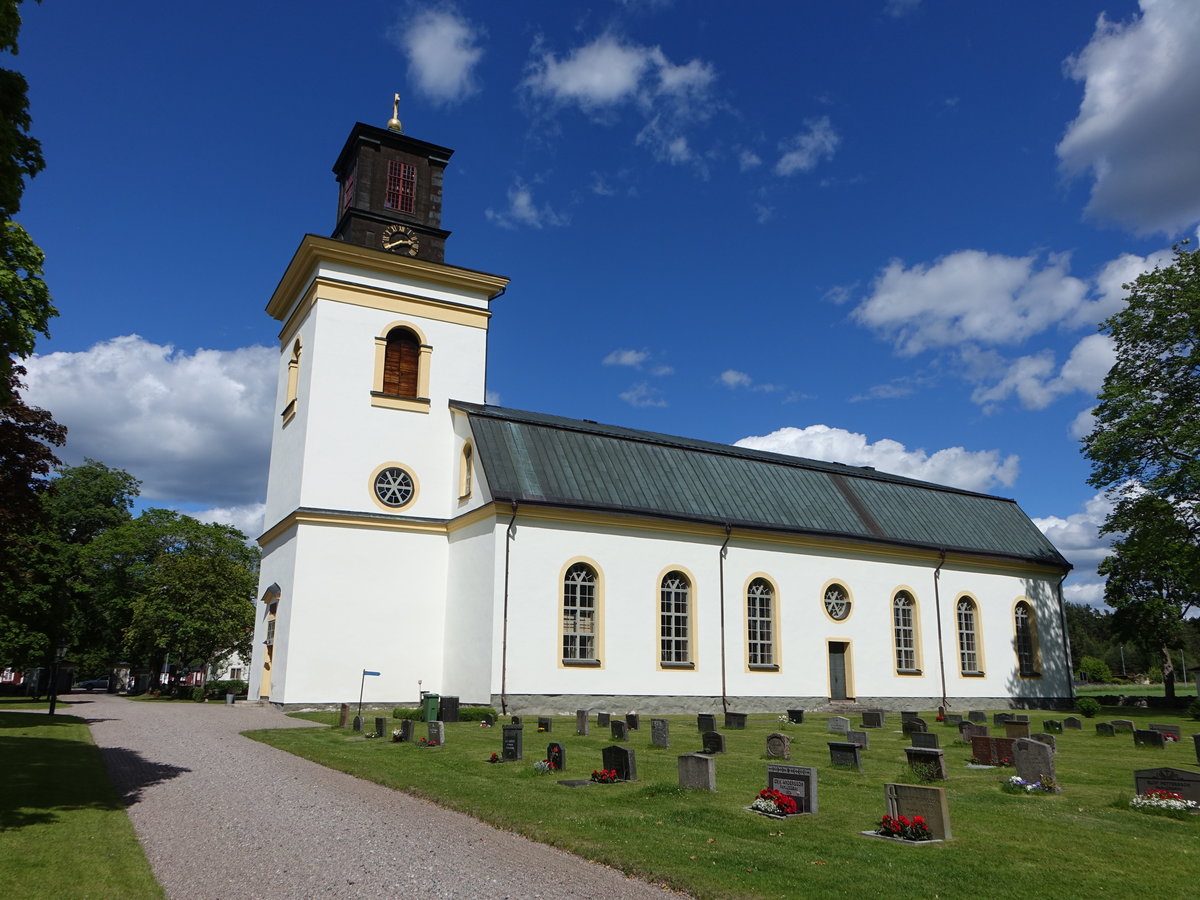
(370, 463), (418, 510)
(823, 583), (852, 621)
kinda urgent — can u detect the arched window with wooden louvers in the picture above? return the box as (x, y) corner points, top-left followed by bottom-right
(383, 327), (420, 397)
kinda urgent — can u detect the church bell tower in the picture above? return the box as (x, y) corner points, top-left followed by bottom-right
(331, 93), (453, 263)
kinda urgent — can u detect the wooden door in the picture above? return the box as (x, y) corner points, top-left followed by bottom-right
(828, 642), (849, 700)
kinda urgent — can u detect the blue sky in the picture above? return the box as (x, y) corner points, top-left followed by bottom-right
(11, 0), (1200, 607)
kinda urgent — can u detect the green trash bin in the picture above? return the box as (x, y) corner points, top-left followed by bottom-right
(422, 692), (440, 722)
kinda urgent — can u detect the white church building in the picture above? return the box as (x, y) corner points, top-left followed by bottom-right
(249, 111), (1074, 713)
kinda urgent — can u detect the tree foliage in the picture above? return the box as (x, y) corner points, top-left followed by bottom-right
(1082, 243), (1200, 699)
(0, 0), (55, 403)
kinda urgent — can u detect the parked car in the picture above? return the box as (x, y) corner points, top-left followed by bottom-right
(77, 677), (109, 691)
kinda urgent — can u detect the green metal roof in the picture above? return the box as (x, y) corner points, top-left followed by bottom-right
(454, 402), (1070, 570)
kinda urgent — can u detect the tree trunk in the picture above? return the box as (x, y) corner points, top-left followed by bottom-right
(1160, 643), (1175, 700)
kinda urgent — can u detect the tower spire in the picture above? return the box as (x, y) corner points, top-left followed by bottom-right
(387, 92), (403, 133)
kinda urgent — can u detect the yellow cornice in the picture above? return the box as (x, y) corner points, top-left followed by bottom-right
(266, 234), (509, 323)
(258, 500), (1063, 577)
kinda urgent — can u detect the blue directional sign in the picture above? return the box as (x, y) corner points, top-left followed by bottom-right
(363, 670), (381, 676)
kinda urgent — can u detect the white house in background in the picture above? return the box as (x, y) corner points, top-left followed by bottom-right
(249, 110), (1074, 713)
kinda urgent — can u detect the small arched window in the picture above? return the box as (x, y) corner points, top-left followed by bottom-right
(459, 443), (473, 499)
(660, 571), (691, 664)
(1014, 601), (1039, 677)
(562, 563), (597, 662)
(957, 597), (981, 674)
(892, 590), (919, 673)
(382, 327), (420, 397)
(746, 578), (775, 667)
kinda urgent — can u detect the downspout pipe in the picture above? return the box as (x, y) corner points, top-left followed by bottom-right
(933, 549), (948, 710)
(718, 524), (732, 715)
(500, 500), (518, 715)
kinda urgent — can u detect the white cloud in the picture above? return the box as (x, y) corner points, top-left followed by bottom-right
(392, 9), (484, 105)
(1070, 406), (1096, 440)
(619, 382), (667, 407)
(885, 0), (921, 17)
(191, 502), (267, 541)
(774, 117), (840, 175)
(971, 333), (1116, 411)
(1033, 490), (1115, 577)
(604, 348), (650, 368)
(23, 336), (274, 507)
(1058, 0), (1200, 235)
(485, 390), (502, 406)
(522, 33), (716, 170)
(720, 369), (752, 388)
(485, 181), (568, 229)
(854, 250), (1090, 355)
(735, 424), (1019, 493)
(738, 149), (762, 171)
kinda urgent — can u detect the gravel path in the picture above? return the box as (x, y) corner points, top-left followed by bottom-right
(75, 694), (682, 899)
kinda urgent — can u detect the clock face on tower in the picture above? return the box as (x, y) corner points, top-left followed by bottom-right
(381, 224), (420, 256)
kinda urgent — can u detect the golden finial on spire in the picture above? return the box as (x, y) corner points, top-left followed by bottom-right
(387, 92), (403, 133)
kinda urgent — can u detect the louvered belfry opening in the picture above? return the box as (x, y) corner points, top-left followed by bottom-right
(383, 328), (420, 397)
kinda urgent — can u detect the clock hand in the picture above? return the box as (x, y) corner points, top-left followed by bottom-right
(384, 238), (412, 249)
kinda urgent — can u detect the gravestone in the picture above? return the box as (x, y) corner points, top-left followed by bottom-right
(911, 731), (940, 750)
(601, 745), (637, 781)
(1194, 734), (1200, 765)
(651, 718), (670, 749)
(352, 716), (363, 733)
(1134, 767), (1200, 804)
(847, 729), (870, 749)
(337, 703), (350, 728)
(959, 722), (988, 743)
(481, 713), (495, 727)
(511, 715), (522, 726)
(765, 732), (792, 760)
(626, 712), (640, 731)
(502, 724), (523, 761)
(702, 731), (726, 754)
(438, 696), (460, 723)
(1031, 733), (1057, 752)
(828, 741), (863, 772)
(597, 712), (610, 727)
(861, 710), (885, 729)
(575, 710), (589, 736)
(611, 720), (628, 742)
(1041, 719), (1063, 734)
(994, 712), (1013, 726)
(1005, 722), (1031, 739)
(884, 783), (951, 840)
(697, 713), (716, 732)
(944, 713), (963, 727)
(1095, 721), (1116, 736)
(399, 719), (415, 742)
(902, 717), (928, 735)
(427, 720), (445, 745)
(1013, 738), (1057, 788)
(968, 710), (987, 723)
(827, 716), (850, 734)
(1133, 729), (1166, 748)
(1148, 723), (1182, 740)
(904, 746), (948, 780)
(547, 742), (566, 772)
(374, 716), (387, 737)
(1063, 716), (1082, 730)
(677, 753), (716, 791)
(1111, 719), (1134, 733)
(900, 710), (920, 722)
(970, 735), (1016, 766)
(538, 717), (552, 733)
(767, 764), (818, 814)
(724, 711), (748, 729)
(786, 708), (805, 725)
(1011, 714), (1030, 724)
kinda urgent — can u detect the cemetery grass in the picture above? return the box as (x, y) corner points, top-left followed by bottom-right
(1075, 682), (1197, 697)
(246, 710), (1200, 900)
(0, 712), (163, 899)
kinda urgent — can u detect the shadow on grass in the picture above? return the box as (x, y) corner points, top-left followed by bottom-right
(0, 732), (189, 831)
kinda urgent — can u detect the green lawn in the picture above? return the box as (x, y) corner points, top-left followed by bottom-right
(1075, 682), (1197, 697)
(246, 707), (1200, 899)
(0, 712), (162, 899)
